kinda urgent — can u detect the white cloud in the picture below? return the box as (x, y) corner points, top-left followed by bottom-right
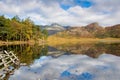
(0, 0), (120, 26)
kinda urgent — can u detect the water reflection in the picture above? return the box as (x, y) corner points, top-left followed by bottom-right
(9, 54), (120, 80)
(0, 44), (48, 65)
(0, 44), (48, 80)
(54, 43), (120, 58)
(0, 43), (119, 80)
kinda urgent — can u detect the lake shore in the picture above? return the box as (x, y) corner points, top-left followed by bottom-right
(0, 39), (46, 46)
(0, 37), (120, 46)
(47, 36), (120, 46)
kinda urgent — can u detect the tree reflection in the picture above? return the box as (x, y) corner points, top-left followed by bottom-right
(0, 44), (48, 65)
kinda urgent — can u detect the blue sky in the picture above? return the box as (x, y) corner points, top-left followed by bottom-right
(0, 0), (120, 26)
(61, 0), (92, 10)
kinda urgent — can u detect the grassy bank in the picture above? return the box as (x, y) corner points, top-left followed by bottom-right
(1, 36), (120, 46)
(0, 39), (46, 46)
(47, 36), (120, 46)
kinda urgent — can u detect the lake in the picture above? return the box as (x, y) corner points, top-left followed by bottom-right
(0, 43), (120, 80)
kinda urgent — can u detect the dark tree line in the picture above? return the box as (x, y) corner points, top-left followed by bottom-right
(0, 15), (48, 41)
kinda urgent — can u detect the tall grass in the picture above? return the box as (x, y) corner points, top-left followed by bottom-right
(47, 36), (120, 46)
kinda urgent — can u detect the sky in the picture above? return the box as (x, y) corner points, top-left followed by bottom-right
(0, 0), (120, 26)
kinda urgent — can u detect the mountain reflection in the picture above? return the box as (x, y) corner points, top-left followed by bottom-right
(0, 43), (120, 65)
(0, 43), (120, 80)
(54, 43), (120, 58)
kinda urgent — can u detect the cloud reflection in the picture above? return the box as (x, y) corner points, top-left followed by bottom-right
(9, 54), (120, 80)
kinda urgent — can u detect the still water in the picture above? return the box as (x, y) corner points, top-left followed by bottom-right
(0, 43), (120, 80)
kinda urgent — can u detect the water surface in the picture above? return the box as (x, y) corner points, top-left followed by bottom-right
(0, 43), (120, 80)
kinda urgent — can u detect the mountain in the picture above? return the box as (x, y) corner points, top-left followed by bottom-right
(105, 24), (120, 38)
(85, 22), (104, 33)
(56, 27), (93, 38)
(41, 23), (66, 35)
(84, 22), (105, 38)
(53, 22), (120, 38)
(47, 23), (65, 31)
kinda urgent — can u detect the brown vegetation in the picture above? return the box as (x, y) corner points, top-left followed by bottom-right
(54, 22), (120, 38)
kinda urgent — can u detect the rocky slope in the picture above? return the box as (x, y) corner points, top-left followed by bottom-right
(105, 24), (120, 38)
(41, 23), (66, 35)
(54, 22), (120, 38)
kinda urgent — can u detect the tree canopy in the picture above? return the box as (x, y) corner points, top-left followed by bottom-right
(0, 15), (48, 41)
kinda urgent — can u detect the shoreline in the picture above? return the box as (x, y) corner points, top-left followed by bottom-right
(0, 37), (120, 46)
(0, 40), (46, 46)
(47, 36), (120, 46)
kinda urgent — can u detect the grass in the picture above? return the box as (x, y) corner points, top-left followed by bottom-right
(47, 36), (120, 46)
(0, 39), (45, 46)
(0, 36), (120, 46)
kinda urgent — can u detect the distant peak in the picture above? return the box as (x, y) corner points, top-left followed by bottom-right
(86, 22), (101, 28)
(51, 23), (61, 26)
(88, 22), (99, 26)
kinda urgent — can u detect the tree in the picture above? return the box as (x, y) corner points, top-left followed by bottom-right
(42, 29), (48, 40)
(12, 15), (21, 22)
(0, 15), (48, 41)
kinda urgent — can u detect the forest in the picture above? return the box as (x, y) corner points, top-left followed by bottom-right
(0, 15), (48, 41)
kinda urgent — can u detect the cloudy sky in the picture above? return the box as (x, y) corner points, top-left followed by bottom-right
(0, 0), (120, 26)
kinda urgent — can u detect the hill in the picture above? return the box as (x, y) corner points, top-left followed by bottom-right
(105, 24), (120, 38)
(53, 22), (120, 38)
(41, 23), (66, 35)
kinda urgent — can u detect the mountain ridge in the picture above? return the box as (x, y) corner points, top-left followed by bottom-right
(53, 22), (120, 38)
(40, 23), (69, 35)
